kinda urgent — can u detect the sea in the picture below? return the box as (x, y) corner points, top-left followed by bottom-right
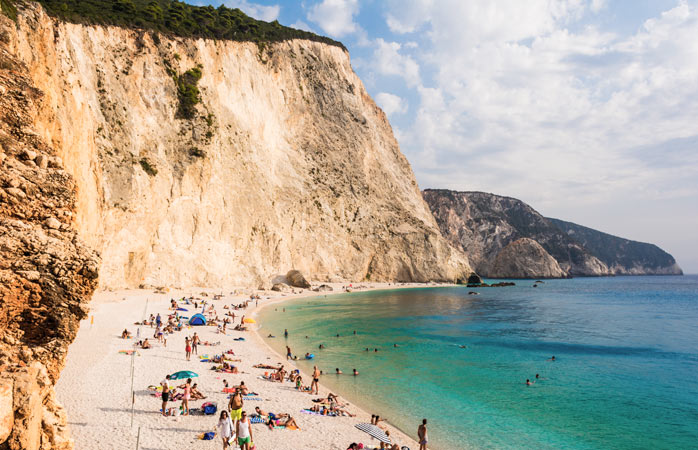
(258, 276), (698, 450)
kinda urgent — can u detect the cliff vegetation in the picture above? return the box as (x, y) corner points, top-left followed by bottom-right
(27, 0), (345, 49)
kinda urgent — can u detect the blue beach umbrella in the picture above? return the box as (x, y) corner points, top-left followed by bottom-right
(170, 370), (198, 380)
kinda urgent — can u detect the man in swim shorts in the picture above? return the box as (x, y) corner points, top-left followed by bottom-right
(229, 389), (244, 424)
(311, 365), (320, 395)
(418, 418), (428, 450)
(160, 375), (171, 416)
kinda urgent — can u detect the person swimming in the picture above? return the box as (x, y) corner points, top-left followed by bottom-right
(548, 356), (556, 361)
(335, 368), (343, 374)
(319, 344), (325, 349)
(526, 379), (532, 386)
(353, 369), (359, 376)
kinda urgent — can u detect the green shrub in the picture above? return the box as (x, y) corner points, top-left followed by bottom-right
(34, 0), (345, 50)
(175, 66), (202, 119)
(1, 0), (17, 21)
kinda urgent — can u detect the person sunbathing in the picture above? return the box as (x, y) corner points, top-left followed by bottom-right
(253, 364), (280, 370)
(234, 381), (249, 395)
(122, 329), (131, 339)
(272, 416), (299, 429)
(190, 383), (206, 400)
(140, 339), (152, 349)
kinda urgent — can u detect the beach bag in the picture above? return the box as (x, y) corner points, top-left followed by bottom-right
(203, 432), (215, 440)
(202, 402), (217, 415)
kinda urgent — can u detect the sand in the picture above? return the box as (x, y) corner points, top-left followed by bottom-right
(55, 283), (435, 450)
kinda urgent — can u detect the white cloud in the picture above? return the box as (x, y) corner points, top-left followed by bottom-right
(223, 0), (280, 22)
(372, 39), (421, 87)
(290, 20), (314, 33)
(378, 1), (698, 268)
(307, 0), (360, 37)
(375, 92), (408, 116)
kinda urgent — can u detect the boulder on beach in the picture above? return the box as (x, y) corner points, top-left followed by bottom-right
(286, 270), (311, 289)
(271, 283), (291, 293)
(313, 284), (333, 292)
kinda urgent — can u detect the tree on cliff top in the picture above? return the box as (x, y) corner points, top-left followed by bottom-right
(26, 0), (345, 49)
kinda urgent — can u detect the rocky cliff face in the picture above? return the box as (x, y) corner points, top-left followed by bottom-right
(0, 13), (100, 449)
(489, 238), (566, 279)
(548, 218), (682, 275)
(8, 3), (469, 289)
(422, 189), (609, 278)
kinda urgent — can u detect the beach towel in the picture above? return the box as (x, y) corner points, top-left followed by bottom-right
(201, 432), (215, 440)
(202, 402), (217, 415)
(118, 350), (140, 356)
(250, 416), (266, 424)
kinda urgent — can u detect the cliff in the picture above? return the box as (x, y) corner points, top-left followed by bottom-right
(489, 238), (566, 279)
(422, 189), (609, 278)
(8, 2), (469, 289)
(0, 14), (100, 448)
(548, 218), (683, 275)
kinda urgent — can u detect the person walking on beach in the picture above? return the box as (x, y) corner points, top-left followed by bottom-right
(160, 374), (172, 416)
(185, 337), (192, 361)
(229, 389), (244, 425)
(418, 418), (428, 450)
(284, 329), (288, 338)
(192, 333), (199, 355)
(236, 411), (254, 450)
(286, 345), (292, 360)
(217, 410), (234, 449)
(311, 365), (320, 395)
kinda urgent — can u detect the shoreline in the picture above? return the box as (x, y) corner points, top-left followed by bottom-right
(55, 282), (448, 450)
(247, 282), (458, 449)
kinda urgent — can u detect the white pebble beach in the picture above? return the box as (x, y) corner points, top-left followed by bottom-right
(55, 285), (426, 450)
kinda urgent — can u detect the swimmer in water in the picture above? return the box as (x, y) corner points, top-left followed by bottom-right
(353, 369), (359, 376)
(548, 356), (556, 361)
(335, 368), (343, 374)
(526, 379), (532, 386)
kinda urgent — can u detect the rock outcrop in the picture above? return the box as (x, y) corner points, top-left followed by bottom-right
(548, 218), (683, 275)
(489, 238), (566, 279)
(8, 3), (470, 289)
(286, 270), (311, 289)
(423, 189), (608, 278)
(0, 14), (100, 449)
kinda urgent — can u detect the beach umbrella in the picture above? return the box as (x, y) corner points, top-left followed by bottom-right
(354, 423), (391, 444)
(243, 318), (256, 324)
(170, 370), (198, 380)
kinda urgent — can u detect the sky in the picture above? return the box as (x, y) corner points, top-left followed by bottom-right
(190, 0), (698, 273)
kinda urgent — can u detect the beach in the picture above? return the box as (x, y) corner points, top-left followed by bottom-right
(55, 283), (434, 450)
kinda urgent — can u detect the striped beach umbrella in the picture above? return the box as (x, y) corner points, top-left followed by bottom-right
(354, 423), (391, 444)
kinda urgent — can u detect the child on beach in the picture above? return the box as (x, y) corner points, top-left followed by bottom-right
(185, 337), (192, 361)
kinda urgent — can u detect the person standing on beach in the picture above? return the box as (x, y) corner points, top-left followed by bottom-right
(229, 389), (244, 425)
(311, 365), (320, 395)
(218, 410), (234, 449)
(160, 374), (172, 416)
(284, 329), (288, 338)
(192, 333), (199, 355)
(185, 337), (192, 361)
(236, 411), (254, 450)
(286, 345), (292, 360)
(179, 378), (192, 415)
(418, 418), (428, 450)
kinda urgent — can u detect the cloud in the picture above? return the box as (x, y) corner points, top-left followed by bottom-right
(375, 92), (408, 116)
(307, 0), (360, 37)
(378, 1), (698, 268)
(290, 20), (314, 33)
(371, 39), (421, 87)
(223, 0), (280, 21)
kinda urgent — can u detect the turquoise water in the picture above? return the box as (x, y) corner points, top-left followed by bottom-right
(258, 276), (698, 450)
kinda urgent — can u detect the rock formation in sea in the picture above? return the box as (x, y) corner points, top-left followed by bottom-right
(423, 189), (682, 278)
(422, 189), (608, 278)
(489, 238), (566, 279)
(548, 218), (682, 275)
(6, 2), (469, 289)
(0, 19), (100, 448)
